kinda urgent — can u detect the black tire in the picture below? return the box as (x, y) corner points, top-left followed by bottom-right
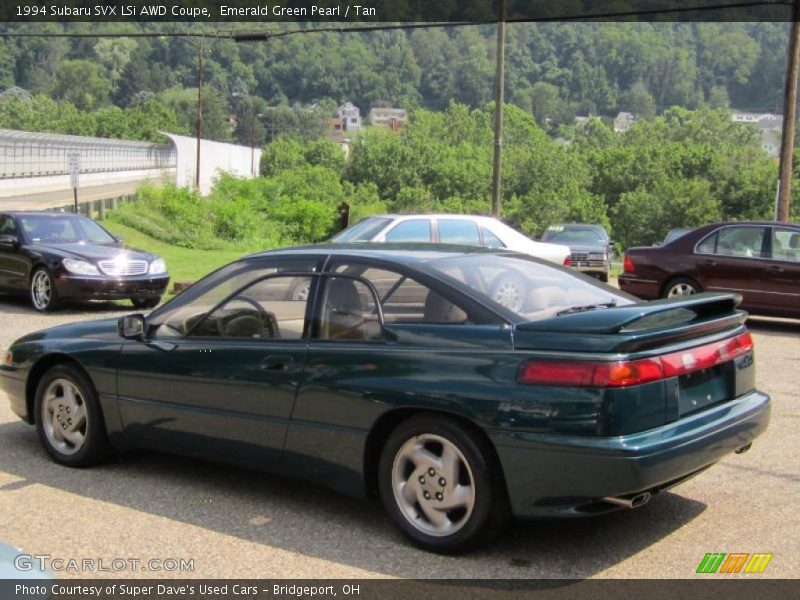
(663, 276), (702, 299)
(598, 272), (609, 283)
(34, 364), (112, 467)
(489, 272), (527, 312)
(30, 267), (60, 312)
(132, 296), (161, 310)
(378, 414), (511, 554)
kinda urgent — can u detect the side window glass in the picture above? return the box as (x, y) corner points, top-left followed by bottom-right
(772, 228), (800, 263)
(334, 265), (469, 325)
(0, 216), (16, 235)
(716, 227), (766, 258)
(320, 277), (382, 341)
(696, 231), (717, 254)
(190, 275), (313, 339)
(481, 227), (505, 248)
(384, 220), (432, 243)
(439, 220), (480, 245)
(155, 261), (316, 337)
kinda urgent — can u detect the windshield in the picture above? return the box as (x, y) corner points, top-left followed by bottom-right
(543, 228), (606, 244)
(331, 217), (392, 243)
(19, 214), (116, 245)
(420, 253), (635, 322)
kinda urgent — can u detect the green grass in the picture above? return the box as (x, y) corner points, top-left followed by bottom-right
(103, 221), (248, 290)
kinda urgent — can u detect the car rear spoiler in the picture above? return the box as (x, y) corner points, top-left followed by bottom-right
(512, 293), (748, 353)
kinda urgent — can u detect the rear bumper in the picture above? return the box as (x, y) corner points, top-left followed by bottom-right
(491, 389), (770, 517)
(55, 274), (170, 300)
(572, 265), (609, 276)
(618, 275), (661, 299)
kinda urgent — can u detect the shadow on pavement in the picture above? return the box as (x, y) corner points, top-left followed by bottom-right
(746, 316), (800, 335)
(0, 420), (707, 578)
(0, 295), (131, 316)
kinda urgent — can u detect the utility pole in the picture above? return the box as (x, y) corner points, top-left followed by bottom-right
(195, 38), (204, 192)
(777, 0), (800, 221)
(250, 98), (257, 176)
(491, 0), (507, 218)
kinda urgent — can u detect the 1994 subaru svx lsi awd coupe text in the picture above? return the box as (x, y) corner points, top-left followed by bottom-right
(0, 245), (770, 552)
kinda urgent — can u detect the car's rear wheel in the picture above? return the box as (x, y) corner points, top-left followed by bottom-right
(132, 296), (161, 310)
(34, 364), (112, 467)
(489, 273), (527, 312)
(664, 277), (702, 298)
(30, 268), (60, 312)
(378, 414), (510, 553)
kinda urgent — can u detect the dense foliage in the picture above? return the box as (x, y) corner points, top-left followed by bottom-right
(0, 22), (790, 144)
(109, 104), (790, 252)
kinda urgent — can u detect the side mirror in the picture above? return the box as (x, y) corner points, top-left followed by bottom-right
(118, 314), (146, 340)
(114, 236), (124, 244)
(0, 234), (19, 249)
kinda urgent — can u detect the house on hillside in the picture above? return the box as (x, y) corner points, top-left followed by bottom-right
(336, 102), (362, 132)
(0, 86), (32, 102)
(368, 107), (407, 131)
(613, 112), (637, 133)
(731, 111), (783, 158)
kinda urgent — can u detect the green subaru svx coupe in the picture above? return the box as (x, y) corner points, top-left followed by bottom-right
(0, 245), (770, 553)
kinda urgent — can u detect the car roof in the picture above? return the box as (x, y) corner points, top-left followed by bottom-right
(365, 214), (498, 222)
(246, 242), (514, 265)
(5, 211), (85, 217)
(549, 223), (607, 231)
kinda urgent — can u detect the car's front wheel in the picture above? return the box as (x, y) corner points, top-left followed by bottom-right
(30, 268), (60, 312)
(664, 276), (702, 298)
(132, 296), (161, 310)
(378, 414), (510, 553)
(34, 364), (112, 467)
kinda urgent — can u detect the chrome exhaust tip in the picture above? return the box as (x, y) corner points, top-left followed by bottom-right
(735, 443), (752, 454)
(602, 492), (651, 509)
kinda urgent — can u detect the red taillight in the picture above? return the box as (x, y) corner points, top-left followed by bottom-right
(518, 332), (753, 388)
(623, 254), (635, 272)
(593, 358), (664, 387)
(563, 255), (572, 267)
(661, 331), (753, 377)
(518, 360), (595, 386)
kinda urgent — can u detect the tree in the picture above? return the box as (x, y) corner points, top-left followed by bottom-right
(619, 81), (656, 119)
(49, 60), (112, 110)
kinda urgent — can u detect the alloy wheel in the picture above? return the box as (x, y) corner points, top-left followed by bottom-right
(41, 378), (88, 456)
(668, 282), (697, 297)
(31, 270), (52, 310)
(391, 434), (476, 537)
(492, 279), (524, 312)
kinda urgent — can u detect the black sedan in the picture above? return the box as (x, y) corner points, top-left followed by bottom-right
(0, 244), (769, 553)
(0, 211), (169, 311)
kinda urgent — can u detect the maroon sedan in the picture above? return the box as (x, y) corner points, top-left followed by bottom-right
(620, 221), (800, 318)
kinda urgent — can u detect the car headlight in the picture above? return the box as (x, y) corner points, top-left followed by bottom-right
(63, 258), (100, 276)
(149, 258), (167, 275)
(589, 252), (607, 260)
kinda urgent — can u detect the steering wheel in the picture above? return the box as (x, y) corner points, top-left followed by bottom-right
(224, 295), (278, 338)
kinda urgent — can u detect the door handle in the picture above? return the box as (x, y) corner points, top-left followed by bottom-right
(700, 259), (716, 268)
(766, 266), (784, 275)
(259, 355), (293, 371)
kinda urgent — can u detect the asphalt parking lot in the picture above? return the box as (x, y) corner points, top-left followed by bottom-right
(0, 294), (798, 579)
